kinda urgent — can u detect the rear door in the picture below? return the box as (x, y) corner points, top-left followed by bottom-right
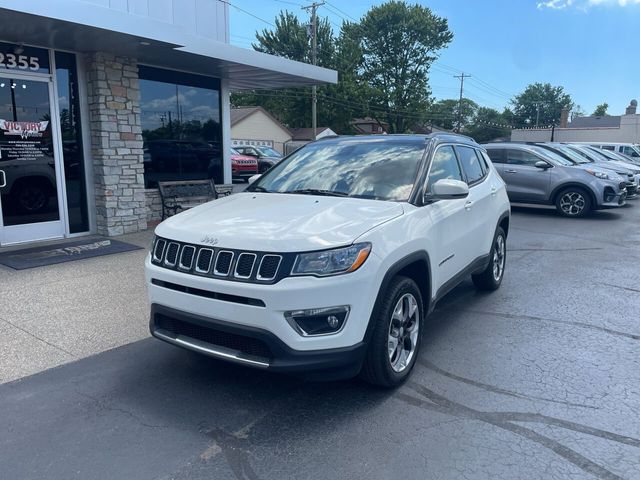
(502, 149), (551, 203)
(455, 146), (495, 261)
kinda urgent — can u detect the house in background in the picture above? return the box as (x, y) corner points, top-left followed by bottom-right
(351, 117), (388, 134)
(511, 100), (640, 143)
(230, 107), (293, 154)
(286, 126), (336, 154)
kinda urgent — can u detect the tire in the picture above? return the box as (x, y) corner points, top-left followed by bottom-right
(360, 276), (424, 388)
(472, 226), (506, 291)
(555, 187), (592, 217)
(13, 180), (52, 213)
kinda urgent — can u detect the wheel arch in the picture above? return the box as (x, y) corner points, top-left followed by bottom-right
(550, 183), (597, 206)
(364, 251), (432, 344)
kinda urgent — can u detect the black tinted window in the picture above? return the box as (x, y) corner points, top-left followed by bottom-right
(486, 149), (505, 163)
(457, 146), (485, 184)
(427, 146), (463, 192)
(506, 149), (540, 166)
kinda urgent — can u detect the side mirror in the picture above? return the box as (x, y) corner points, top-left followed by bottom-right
(425, 179), (469, 203)
(535, 161), (551, 169)
(248, 174), (262, 185)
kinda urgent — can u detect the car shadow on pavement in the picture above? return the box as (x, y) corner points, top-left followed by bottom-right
(510, 205), (626, 221)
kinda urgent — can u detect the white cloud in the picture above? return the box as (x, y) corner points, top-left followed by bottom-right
(538, 0), (640, 9)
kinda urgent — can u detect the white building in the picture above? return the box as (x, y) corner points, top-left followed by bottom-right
(0, 0), (336, 246)
(511, 100), (640, 143)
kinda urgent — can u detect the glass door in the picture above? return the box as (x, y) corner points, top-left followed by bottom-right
(0, 74), (66, 245)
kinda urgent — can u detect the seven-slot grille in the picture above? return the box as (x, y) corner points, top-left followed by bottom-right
(152, 238), (284, 283)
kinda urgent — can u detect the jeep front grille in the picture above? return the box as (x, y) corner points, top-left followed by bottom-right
(151, 237), (288, 284)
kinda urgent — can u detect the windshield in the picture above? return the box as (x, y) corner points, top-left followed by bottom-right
(544, 145), (589, 164)
(249, 139), (425, 201)
(530, 146), (573, 166)
(230, 148), (241, 155)
(564, 145), (598, 163)
(257, 146), (282, 157)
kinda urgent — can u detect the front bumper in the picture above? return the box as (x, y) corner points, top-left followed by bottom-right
(150, 304), (367, 380)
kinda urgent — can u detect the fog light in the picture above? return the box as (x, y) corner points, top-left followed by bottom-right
(284, 306), (350, 336)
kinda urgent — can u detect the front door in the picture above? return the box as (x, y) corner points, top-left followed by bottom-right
(0, 74), (66, 245)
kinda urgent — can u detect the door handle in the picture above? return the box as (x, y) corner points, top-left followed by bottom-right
(0, 170), (6, 188)
(505, 169), (517, 173)
(490, 185), (497, 196)
(465, 200), (474, 210)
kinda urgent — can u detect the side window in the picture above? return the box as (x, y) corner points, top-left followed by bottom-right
(457, 146), (485, 185)
(505, 149), (540, 166)
(479, 151), (493, 170)
(426, 146), (463, 192)
(602, 145), (615, 151)
(623, 146), (640, 157)
(485, 148), (505, 164)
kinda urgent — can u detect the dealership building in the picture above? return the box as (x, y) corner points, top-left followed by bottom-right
(0, 0), (336, 246)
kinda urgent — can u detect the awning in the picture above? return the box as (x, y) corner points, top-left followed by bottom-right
(0, 2), (337, 90)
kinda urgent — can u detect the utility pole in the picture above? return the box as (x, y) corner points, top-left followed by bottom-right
(454, 73), (471, 133)
(302, 1), (324, 140)
(534, 102), (542, 127)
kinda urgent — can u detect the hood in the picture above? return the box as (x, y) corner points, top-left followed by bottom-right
(571, 163), (624, 180)
(155, 192), (405, 252)
(231, 154), (257, 161)
(592, 160), (633, 175)
(606, 160), (640, 174)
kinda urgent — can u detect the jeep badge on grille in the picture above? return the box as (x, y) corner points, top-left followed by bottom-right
(201, 236), (219, 246)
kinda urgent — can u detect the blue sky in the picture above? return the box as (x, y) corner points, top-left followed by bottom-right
(228, 0), (639, 116)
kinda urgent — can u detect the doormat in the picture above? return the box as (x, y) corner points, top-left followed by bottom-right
(0, 238), (143, 270)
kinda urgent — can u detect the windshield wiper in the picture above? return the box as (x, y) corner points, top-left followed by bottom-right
(251, 186), (274, 193)
(285, 189), (349, 197)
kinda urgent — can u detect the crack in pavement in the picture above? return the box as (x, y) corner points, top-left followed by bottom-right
(418, 358), (598, 409)
(74, 391), (170, 429)
(0, 314), (75, 357)
(458, 308), (640, 341)
(601, 283), (640, 295)
(399, 382), (640, 480)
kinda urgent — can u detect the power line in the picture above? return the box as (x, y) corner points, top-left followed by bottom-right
(217, 0), (275, 27)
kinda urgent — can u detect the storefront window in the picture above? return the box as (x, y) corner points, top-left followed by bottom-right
(139, 66), (222, 188)
(56, 51), (89, 233)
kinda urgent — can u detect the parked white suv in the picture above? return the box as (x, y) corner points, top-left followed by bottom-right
(146, 134), (511, 387)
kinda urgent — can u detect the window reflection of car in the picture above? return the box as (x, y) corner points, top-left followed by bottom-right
(0, 154), (57, 214)
(230, 148), (258, 181)
(235, 145), (282, 173)
(143, 139), (223, 186)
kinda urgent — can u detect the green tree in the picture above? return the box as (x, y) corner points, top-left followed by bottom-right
(348, 1), (453, 133)
(511, 83), (573, 127)
(231, 11), (336, 129)
(464, 107), (512, 143)
(592, 103), (609, 116)
(428, 98), (477, 131)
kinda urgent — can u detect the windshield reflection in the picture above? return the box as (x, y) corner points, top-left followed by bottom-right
(250, 140), (425, 202)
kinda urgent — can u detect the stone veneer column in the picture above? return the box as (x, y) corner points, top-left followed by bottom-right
(84, 52), (147, 236)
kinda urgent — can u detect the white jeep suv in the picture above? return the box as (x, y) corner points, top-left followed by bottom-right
(146, 134), (510, 387)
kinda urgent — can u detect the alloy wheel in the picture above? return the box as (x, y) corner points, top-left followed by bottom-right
(493, 234), (506, 282)
(559, 192), (586, 216)
(387, 293), (420, 373)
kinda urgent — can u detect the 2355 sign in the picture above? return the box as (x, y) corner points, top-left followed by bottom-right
(0, 53), (40, 71)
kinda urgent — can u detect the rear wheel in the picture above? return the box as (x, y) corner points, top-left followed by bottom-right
(555, 187), (591, 217)
(472, 226), (506, 291)
(360, 276), (423, 388)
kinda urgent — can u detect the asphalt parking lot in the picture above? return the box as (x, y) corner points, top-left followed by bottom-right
(2, 202), (640, 480)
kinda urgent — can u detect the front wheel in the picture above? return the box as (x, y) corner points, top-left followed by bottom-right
(555, 187), (592, 217)
(472, 226), (506, 291)
(360, 276), (424, 388)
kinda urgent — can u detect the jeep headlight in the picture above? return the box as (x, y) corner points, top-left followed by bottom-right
(292, 243), (371, 277)
(585, 169), (609, 180)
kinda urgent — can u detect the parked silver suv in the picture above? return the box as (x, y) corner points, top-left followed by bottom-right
(484, 143), (626, 217)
